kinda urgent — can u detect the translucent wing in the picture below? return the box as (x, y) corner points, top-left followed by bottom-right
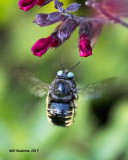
(16, 70), (49, 97)
(77, 78), (117, 100)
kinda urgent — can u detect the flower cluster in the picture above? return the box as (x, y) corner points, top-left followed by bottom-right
(18, 0), (128, 58)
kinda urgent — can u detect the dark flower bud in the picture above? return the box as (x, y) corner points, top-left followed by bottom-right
(33, 13), (66, 27)
(57, 18), (78, 41)
(31, 35), (59, 57)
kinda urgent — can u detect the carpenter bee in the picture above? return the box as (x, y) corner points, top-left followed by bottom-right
(17, 62), (115, 127)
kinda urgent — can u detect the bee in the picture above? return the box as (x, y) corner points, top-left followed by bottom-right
(46, 62), (80, 127)
(17, 62), (115, 127)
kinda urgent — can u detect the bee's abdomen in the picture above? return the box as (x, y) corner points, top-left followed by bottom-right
(47, 102), (74, 127)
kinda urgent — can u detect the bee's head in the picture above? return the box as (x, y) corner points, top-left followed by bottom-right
(56, 70), (75, 79)
(56, 61), (80, 80)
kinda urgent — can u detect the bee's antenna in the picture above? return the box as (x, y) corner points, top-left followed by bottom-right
(60, 59), (65, 70)
(69, 61), (80, 71)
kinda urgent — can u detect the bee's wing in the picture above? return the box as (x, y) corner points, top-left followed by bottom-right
(16, 70), (49, 97)
(77, 78), (117, 100)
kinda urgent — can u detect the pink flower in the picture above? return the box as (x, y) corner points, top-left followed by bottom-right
(18, 0), (51, 11)
(31, 35), (59, 57)
(79, 34), (92, 57)
(101, 0), (128, 18)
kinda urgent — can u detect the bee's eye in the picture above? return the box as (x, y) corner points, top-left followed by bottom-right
(67, 72), (74, 78)
(57, 70), (63, 76)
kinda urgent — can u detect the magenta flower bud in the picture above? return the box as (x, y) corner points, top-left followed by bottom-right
(18, 0), (37, 11)
(31, 35), (58, 57)
(18, 0), (52, 11)
(79, 34), (92, 57)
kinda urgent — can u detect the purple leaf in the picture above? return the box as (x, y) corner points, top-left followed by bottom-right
(47, 12), (62, 21)
(66, 3), (81, 12)
(54, 0), (63, 9)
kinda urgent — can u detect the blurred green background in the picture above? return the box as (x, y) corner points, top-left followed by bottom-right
(0, 0), (128, 160)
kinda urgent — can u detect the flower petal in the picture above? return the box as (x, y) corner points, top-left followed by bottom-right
(18, 0), (37, 11)
(79, 34), (92, 57)
(31, 35), (58, 57)
(31, 36), (52, 57)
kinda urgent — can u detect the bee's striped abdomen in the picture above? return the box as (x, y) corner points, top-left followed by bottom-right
(47, 102), (75, 127)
